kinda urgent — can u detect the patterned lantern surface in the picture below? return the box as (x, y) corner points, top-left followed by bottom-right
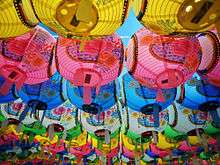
(64, 80), (119, 114)
(126, 28), (201, 92)
(0, 26), (55, 95)
(56, 34), (123, 104)
(167, 102), (208, 134)
(197, 29), (220, 87)
(122, 107), (168, 139)
(132, 0), (220, 35)
(38, 100), (78, 133)
(0, 0), (38, 38)
(0, 99), (37, 125)
(122, 73), (176, 114)
(80, 104), (121, 158)
(31, 0), (131, 39)
(17, 73), (66, 122)
(0, 76), (19, 103)
(178, 74), (220, 127)
(79, 104), (121, 136)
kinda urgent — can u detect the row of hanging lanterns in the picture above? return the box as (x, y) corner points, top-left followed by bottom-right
(0, 0), (220, 164)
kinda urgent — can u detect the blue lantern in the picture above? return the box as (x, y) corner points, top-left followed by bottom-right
(63, 80), (120, 115)
(18, 73), (66, 122)
(178, 73), (220, 127)
(0, 76), (19, 103)
(122, 73), (176, 127)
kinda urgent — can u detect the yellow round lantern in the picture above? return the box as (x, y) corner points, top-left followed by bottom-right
(133, 0), (220, 35)
(0, 0), (38, 38)
(31, 0), (132, 39)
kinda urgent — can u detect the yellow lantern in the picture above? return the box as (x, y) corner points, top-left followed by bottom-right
(31, 0), (132, 39)
(133, 0), (220, 35)
(0, 0), (38, 38)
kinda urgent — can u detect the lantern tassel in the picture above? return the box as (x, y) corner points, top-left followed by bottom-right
(156, 89), (165, 102)
(83, 86), (92, 104)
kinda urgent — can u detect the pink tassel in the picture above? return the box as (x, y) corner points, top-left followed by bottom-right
(84, 86), (92, 104)
(0, 80), (13, 95)
(156, 89), (165, 102)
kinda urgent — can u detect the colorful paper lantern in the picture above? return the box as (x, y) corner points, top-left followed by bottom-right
(17, 73), (66, 123)
(31, 0), (131, 39)
(64, 80), (119, 114)
(178, 74), (220, 127)
(38, 100), (78, 140)
(0, 0), (38, 38)
(126, 28), (201, 100)
(56, 34), (123, 104)
(122, 107), (168, 141)
(0, 26), (56, 95)
(133, 0), (220, 35)
(167, 102), (208, 134)
(0, 99), (37, 124)
(197, 29), (220, 87)
(122, 73), (176, 125)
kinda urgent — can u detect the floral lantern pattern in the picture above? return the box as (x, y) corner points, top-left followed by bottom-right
(17, 73), (66, 123)
(0, 99), (37, 126)
(122, 73), (176, 126)
(64, 80), (119, 114)
(56, 34), (123, 104)
(178, 74), (220, 127)
(38, 100), (78, 140)
(0, 26), (56, 95)
(168, 102), (208, 134)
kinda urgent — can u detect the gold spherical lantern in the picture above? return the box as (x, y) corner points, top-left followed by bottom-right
(0, 0), (38, 38)
(133, 0), (220, 35)
(31, 0), (132, 39)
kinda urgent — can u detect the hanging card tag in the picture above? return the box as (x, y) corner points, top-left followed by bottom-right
(153, 131), (158, 144)
(84, 86), (92, 104)
(16, 122), (22, 133)
(1, 120), (9, 128)
(100, 155), (107, 165)
(192, 158), (200, 165)
(63, 129), (67, 140)
(105, 130), (110, 144)
(153, 106), (160, 128)
(48, 125), (55, 141)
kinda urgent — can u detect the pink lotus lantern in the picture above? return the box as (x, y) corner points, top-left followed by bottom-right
(56, 34), (124, 104)
(0, 26), (56, 95)
(197, 29), (220, 87)
(126, 28), (201, 101)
